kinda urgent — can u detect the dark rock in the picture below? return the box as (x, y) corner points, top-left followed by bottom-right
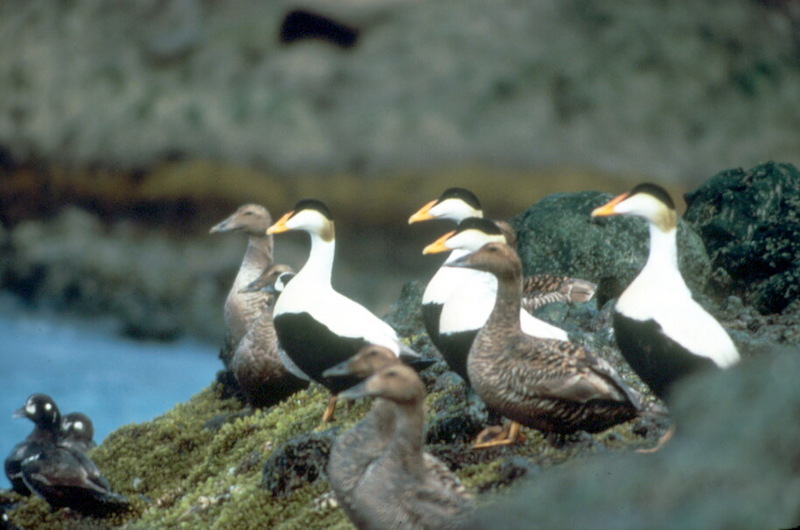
(684, 161), (800, 314)
(465, 349), (800, 529)
(261, 429), (338, 499)
(512, 191), (710, 306)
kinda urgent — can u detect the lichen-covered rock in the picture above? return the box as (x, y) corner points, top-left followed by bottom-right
(684, 161), (800, 314)
(464, 349), (800, 529)
(512, 191), (711, 304)
(262, 430), (338, 499)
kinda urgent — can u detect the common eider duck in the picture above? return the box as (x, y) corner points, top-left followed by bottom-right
(450, 242), (644, 448)
(230, 263), (310, 408)
(20, 443), (130, 514)
(5, 394), (62, 495)
(267, 199), (421, 422)
(210, 204), (275, 356)
(591, 183), (740, 400)
(423, 217), (575, 382)
(323, 345), (469, 527)
(60, 412), (97, 454)
(337, 363), (474, 529)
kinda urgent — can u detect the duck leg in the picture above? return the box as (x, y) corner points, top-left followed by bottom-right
(322, 395), (338, 423)
(471, 421), (522, 449)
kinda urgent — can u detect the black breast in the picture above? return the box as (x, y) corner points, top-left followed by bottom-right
(273, 312), (365, 394)
(613, 311), (716, 400)
(422, 303), (443, 346)
(437, 329), (478, 384)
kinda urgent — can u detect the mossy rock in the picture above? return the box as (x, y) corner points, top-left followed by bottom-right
(684, 161), (800, 314)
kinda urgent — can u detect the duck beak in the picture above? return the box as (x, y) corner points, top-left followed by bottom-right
(408, 199), (438, 224)
(12, 407), (26, 419)
(209, 213), (236, 234)
(338, 380), (371, 400)
(322, 359), (354, 378)
(422, 230), (455, 254)
(267, 211), (294, 235)
(591, 192), (630, 217)
(444, 253), (472, 269)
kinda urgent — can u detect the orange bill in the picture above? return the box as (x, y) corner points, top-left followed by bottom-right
(422, 230), (456, 254)
(408, 199), (438, 224)
(591, 192), (630, 217)
(266, 211), (295, 234)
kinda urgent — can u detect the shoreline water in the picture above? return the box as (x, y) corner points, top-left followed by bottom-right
(0, 294), (221, 489)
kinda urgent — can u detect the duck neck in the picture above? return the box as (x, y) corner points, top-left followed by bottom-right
(239, 234), (274, 284)
(486, 273), (523, 335)
(642, 224), (681, 282)
(298, 231), (335, 286)
(386, 399), (426, 475)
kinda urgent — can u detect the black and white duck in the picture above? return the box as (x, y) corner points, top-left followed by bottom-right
(4, 394), (62, 495)
(267, 199), (421, 422)
(591, 183), (740, 400)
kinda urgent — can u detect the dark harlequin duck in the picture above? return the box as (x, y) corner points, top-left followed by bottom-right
(60, 412), (97, 454)
(4, 394), (62, 496)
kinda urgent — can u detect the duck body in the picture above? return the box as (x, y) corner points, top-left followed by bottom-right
(231, 263), (309, 407)
(337, 364), (473, 529)
(324, 346), (464, 524)
(210, 204), (275, 354)
(269, 200), (415, 400)
(451, 243), (642, 443)
(592, 184), (739, 400)
(20, 445), (129, 514)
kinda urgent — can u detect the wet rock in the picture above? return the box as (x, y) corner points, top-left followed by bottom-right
(464, 349), (800, 529)
(261, 429), (338, 499)
(684, 161), (800, 314)
(512, 191), (710, 305)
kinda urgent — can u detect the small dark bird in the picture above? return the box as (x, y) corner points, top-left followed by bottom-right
(449, 243), (644, 448)
(336, 363), (474, 529)
(60, 412), (97, 454)
(4, 394), (62, 495)
(592, 183), (740, 400)
(20, 444), (130, 515)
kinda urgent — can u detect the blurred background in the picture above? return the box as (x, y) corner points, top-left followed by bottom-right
(2, 0), (799, 486)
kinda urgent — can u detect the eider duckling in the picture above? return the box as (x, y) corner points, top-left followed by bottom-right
(591, 183), (740, 400)
(60, 412), (97, 454)
(323, 345), (469, 527)
(267, 199), (421, 422)
(210, 204), (275, 356)
(424, 217), (578, 381)
(20, 443), (130, 515)
(230, 263), (310, 408)
(337, 363), (474, 529)
(5, 394), (62, 495)
(450, 242), (644, 448)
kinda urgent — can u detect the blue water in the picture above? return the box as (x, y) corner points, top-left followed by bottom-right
(0, 296), (221, 489)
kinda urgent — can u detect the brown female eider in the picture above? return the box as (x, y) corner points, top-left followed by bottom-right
(449, 242), (644, 448)
(210, 204), (275, 354)
(336, 363), (474, 529)
(230, 263), (310, 408)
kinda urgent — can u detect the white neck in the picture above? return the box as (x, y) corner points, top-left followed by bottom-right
(641, 224), (682, 283)
(297, 231), (335, 286)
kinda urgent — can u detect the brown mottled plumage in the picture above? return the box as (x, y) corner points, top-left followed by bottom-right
(521, 274), (597, 313)
(335, 361), (474, 529)
(450, 242), (643, 447)
(210, 204), (275, 358)
(230, 264), (309, 408)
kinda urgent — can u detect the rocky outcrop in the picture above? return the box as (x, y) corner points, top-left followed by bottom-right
(0, 1), (798, 182)
(684, 161), (800, 314)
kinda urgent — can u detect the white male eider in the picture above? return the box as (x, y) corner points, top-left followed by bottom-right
(209, 204), (275, 352)
(423, 217), (572, 382)
(267, 199), (420, 422)
(592, 183), (740, 400)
